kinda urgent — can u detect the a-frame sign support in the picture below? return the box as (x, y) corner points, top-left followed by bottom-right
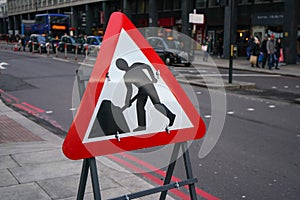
(77, 157), (101, 200)
(75, 70), (198, 200)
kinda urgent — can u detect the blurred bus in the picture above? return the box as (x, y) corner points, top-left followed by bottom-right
(33, 13), (69, 39)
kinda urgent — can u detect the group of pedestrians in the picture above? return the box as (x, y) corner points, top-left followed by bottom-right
(248, 34), (282, 70)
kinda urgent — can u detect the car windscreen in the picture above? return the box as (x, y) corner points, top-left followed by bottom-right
(37, 36), (46, 43)
(164, 39), (182, 50)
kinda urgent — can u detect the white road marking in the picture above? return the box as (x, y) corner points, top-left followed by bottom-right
(227, 111), (234, 115)
(247, 108), (255, 111)
(45, 110), (53, 114)
(268, 105), (276, 108)
(0, 62), (8, 69)
(204, 115), (211, 118)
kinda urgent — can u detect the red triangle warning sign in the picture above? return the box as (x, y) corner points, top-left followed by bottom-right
(62, 12), (206, 160)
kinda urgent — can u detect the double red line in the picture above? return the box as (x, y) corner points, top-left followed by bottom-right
(0, 89), (45, 115)
(107, 152), (219, 200)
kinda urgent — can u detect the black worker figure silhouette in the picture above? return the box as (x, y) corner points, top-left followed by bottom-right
(116, 58), (176, 132)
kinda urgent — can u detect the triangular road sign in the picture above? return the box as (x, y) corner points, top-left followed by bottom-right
(62, 12), (206, 160)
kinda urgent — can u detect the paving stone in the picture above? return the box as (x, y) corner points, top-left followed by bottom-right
(0, 169), (18, 187)
(0, 182), (51, 200)
(10, 160), (82, 183)
(12, 149), (66, 165)
(0, 155), (18, 169)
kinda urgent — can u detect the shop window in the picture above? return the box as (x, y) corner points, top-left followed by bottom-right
(137, 0), (149, 14)
(164, 0), (173, 10)
(157, 0), (163, 11)
(174, 0), (180, 10)
(209, 0), (220, 7)
(196, 0), (207, 8)
(238, 0), (246, 4)
(254, 0), (270, 3)
(130, 0), (137, 14)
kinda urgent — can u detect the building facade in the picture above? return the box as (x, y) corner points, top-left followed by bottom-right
(0, 0), (8, 34)
(2, 0), (300, 63)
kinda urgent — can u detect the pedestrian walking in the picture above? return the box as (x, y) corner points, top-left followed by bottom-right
(275, 38), (282, 69)
(249, 37), (261, 68)
(116, 58), (176, 132)
(261, 36), (268, 68)
(267, 34), (277, 70)
(202, 37), (209, 62)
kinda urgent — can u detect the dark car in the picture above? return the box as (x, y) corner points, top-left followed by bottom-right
(83, 36), (103, 55)
(58, 35), (84, 54)
(27, 34), (52, 53)
(146, 37), (191, 67)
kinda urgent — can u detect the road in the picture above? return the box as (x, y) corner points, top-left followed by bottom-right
(0, 50), (300, 199)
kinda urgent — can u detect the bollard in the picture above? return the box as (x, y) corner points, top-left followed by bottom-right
(39, 43), (42, 54)
(32, 43), (35, 54)
(55, 44), (58, 57)
(64, 43), (67, 59)
(46, 43), (50, 56)
(85, 45), (88, 58)
(26, 41), (29, 53)
(75, 45), (78, 61)
(13, 42), (18, 51)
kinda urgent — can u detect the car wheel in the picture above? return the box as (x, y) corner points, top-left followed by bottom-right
(165, 57), (172, 66)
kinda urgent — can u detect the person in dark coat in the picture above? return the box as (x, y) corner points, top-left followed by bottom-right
(250, 37), (261, 68)
(275, 38), (282, 69)
(260, 36), (268, 68)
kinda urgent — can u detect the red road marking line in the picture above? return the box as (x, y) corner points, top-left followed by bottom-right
(0, 90), (19, 103)
(120, 152), (220, 200)
(106, 154), (190, 199)
(13, 103), (37, 115)
(21, 102), (45, 113)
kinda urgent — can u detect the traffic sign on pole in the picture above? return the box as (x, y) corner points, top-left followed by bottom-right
(62, 12), (206, 160)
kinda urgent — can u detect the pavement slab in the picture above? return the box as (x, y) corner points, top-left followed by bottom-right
(0, 182), (51, 200)
(0, 169), (18, 187)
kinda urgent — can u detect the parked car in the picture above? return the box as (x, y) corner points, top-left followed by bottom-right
(146, 37), (191, 67)
(27, 34), (52, 53)
(58, 35), (84, 54)
(83, 36), (103, 55)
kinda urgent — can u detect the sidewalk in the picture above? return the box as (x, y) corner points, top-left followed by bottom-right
(193, 50), (300, 78)
(175, 51), (300, 89)
(0, 100), (174, 200)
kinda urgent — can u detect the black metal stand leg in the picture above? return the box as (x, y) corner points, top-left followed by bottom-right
(89, 157), (101, 200)
(77, 159), (90, 200)
(159, 143), (181, 200)
(182, 142), (197, 200)
(77, 158), (101, 200)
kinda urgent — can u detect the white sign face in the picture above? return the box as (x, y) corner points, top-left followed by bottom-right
(189, 13), (204, 24)
(83, 28), (193, 143)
